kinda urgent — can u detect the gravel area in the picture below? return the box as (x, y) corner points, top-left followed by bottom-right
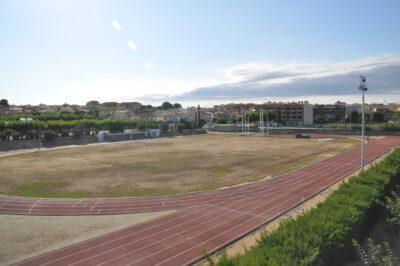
(0, 210), (174, 265)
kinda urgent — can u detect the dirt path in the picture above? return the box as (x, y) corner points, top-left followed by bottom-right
(0, 211), (174, 265)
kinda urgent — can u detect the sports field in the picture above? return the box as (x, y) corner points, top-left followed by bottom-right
(0, 134), (358, 198)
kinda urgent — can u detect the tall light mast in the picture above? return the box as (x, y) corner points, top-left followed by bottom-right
(359, 76), (368, 172)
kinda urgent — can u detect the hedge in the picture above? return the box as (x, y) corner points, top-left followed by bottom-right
(0, 118), (160, 134)
(218, 148), (400, 266)
(0, 112), (95, 121)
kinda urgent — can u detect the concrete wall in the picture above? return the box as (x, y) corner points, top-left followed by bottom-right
(0, 136), (97, 151)
(208, 124), (400, 136)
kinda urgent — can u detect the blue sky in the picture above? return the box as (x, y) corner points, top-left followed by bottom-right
(1, 0), (399, 106)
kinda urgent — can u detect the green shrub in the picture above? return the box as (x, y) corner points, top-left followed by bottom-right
(0, 131), (6, 141)
(26, 129), (38, 139)
(12, 131), (21, 140)
(60, 129), (70, 137)
(218, 149), (400, 266)
(385, 191), (400, 236)
(3, 129), (13, 139)
(0, 118), (160, 134)
(72, 127), (83, 139)
(352, 238), (398, 266)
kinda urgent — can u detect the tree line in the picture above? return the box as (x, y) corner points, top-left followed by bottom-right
(0, 118), (160, 141)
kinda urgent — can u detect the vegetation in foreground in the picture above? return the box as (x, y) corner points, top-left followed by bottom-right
(217, 148), (400, 265)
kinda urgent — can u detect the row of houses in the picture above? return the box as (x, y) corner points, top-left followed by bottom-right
(131, 108), (215, 124)
(3, 100), (400, 127)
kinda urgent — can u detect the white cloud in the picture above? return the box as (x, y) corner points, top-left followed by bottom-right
(171, 54), (400, 101)
(128, 40), (137, 51)
(111, 20), (122, 31)
(144, 61), (153, 70)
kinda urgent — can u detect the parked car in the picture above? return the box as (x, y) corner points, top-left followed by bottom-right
(296, 133), (311, 138)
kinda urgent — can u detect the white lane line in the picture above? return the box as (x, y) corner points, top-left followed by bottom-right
(90, 200), (99, 211)
(39, 146), (362, 265)
(18, 140), (394, 264)
(73, 199), (84, 207)
(106, 148), (379, 265)
(28, 200), (40, 215)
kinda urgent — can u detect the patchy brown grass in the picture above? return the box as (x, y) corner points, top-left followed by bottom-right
(0, 134), (358, 198)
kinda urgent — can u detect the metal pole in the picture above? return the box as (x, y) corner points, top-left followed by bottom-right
(259, 108), (262, 135)
(359, 76), (367, 172)
(361, 89), (365, 172)
(241, 109), (244, 135)
(266, 111), (269, 136)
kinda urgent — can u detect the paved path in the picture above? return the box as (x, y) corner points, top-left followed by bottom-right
(4, 136), (400, 265)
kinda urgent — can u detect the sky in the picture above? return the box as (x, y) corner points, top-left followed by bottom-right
(0, 0), (400, 107)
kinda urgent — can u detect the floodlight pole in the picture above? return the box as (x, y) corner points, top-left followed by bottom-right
(359, 76), (368, 172)
(241, 109), (244, 134)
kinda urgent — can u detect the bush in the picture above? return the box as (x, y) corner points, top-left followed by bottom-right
(385, 192), (400, 236)
(216, 117), (228, 124)
(43, 130), (56, 142)
(159, 122), (169, 134)
(72, 127), (83, 139)
(60, 129), (70, 137)
(0, 131), (6, 141)
(12, 131), (21, 140)
(352, 238), (398, 265)
(26, 130), (38, 139)
(3, 129), (13, 139)
(218, 149), (400, 266)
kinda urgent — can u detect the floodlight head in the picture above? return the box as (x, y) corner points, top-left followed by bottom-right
(359, 76), (367, 91)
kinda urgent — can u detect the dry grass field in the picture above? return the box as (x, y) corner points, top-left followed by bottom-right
(0, 134), (358, 198)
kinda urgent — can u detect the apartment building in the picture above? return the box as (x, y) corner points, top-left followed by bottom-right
(215, 101), (314, 127)
(313, 101), (346, 122)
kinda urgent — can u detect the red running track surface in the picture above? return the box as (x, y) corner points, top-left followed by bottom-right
(4, 136), (400, 265)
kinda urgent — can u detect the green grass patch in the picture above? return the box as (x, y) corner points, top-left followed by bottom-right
(14, 181), (86, 198)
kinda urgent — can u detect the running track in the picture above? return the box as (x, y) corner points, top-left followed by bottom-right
(3, 136), (400, 265)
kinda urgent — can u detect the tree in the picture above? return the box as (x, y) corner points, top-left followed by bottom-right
(347, 111), (360, 123)
(372, 112), (385, 123)
(0, 131), (7, 141)
(161, 102), (174, 110)
(0, 99), (9, 108)
(246, 111), (259, 123)
(392, 112), (400, 121)
(3, 129), (13, 140)
(60, 129), (70, 137)
(12, 131), (21, 140)
(72, 127), (83, 139)
(216, 117), (228, 124)
(85, 100), (100, 108)
(26, 130), (38, 139)
(264, 110), (277, 121)
(159, 122), (169, 134)
(314, 116), (326, 124)
(43, 130), (56, 142)
(173, 103), (182, 109)
(198, 119), (206, 128)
